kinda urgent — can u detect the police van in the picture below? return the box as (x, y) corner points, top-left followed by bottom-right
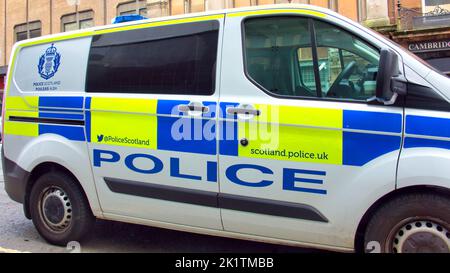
(2, 4), (450, 253)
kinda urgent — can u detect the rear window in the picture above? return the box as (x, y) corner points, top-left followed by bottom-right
(86, 20), (219, 95)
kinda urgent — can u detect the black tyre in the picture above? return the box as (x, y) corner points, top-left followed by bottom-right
(29, 171), (95, 246)
(364, 193), (450, 253)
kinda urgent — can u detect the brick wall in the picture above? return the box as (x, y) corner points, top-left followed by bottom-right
(0, 0), (424, 68)
(0, 0), (135, 67)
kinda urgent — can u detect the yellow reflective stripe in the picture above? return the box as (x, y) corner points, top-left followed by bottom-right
(237, 105), (343, 165)
(228, 9), (326, 18)
(90, 97), (157, 114)
(4, 96), (39, 137)
(90, 111), (157, 149)
(255, 104), (343, 129)
(4, 110), (39, 137)
(90, 97), (158, 149)
(96, 14), (224, 35)
(5, 96), (39, 110)
(238, 122), (342, 164)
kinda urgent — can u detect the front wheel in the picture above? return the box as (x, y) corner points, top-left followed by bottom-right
(29, 171), (95, 246)
(364, 193), (450, 253)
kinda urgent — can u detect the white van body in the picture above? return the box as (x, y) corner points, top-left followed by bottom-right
(2, 5), (450, 253)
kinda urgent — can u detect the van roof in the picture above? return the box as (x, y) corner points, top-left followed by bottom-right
(13, 4), (345, 49)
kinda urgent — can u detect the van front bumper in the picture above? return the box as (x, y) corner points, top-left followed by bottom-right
(2, 146), (30, 204)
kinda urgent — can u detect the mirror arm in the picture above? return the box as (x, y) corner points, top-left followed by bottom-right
(380, 92), (399, 106)
(381, 75), (407, 105)
(391, 75), (408, 96)
(369, 75), (408, 106)
(367, 93), (398, 105)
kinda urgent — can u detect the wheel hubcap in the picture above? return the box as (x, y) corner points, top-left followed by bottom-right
(40, 187), (73, 232)
(392, 220), (450, 253)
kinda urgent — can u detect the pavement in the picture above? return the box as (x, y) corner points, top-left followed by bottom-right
(0, 144), (321, 253)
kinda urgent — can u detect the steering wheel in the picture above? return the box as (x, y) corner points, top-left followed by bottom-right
(327, 61), (357, 97)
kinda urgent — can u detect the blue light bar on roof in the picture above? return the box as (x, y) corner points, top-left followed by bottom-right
(112, 14), (148, 24)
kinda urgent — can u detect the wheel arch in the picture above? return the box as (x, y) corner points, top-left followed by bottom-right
(5, 134), (103, 219)
(24, 161), (95, 220)
(354, 184), (450, 252)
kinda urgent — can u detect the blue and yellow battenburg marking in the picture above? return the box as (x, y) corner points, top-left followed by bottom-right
(219, 102), (403, 167)
(8, 96), (450, 167)
(4, 96), (85, 140)
(85, 97), (218, 154)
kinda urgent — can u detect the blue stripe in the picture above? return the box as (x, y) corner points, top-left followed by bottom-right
(39, 125), (85, 141)
(343, 110), (402, 133)
(219, 102), (239, 156)
(39, 112), (84, 120)
(39, 107), (83, 113)
(220, 102), (240, 119)
(157, 99), (189, 116)
(85, 97), (91, 142)
(157, 116), (216, 155)
(203, 101), (217, 118)
(39, 96), (84, 109)
(85, 97), (91, 110)
(156, 100), (217, 155)
(406, 115), (450, 138)
(219, 121), (238, 156)
(343, 132), (401, 166)
(404, 137), (450, 150)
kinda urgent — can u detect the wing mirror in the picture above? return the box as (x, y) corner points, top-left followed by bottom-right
(375, 48), (407, 105)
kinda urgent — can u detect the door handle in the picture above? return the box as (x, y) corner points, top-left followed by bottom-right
(178, 102), (209, 114)
(226, 107), (261, 116)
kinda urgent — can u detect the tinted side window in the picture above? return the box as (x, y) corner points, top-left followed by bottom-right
(86, 20), (219, 95)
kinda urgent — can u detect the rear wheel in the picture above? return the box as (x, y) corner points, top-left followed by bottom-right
(29, 171), (95, 246)
(364, 193), (450, 253)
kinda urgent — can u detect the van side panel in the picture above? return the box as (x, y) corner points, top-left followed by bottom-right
(84, 18), (225, 230)
(398, 108), (450, 190)
(218, 10), (402, 250)
(3, 37), (103, 216)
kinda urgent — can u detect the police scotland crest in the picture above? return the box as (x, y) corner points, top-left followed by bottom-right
(38, 43), (61, 80)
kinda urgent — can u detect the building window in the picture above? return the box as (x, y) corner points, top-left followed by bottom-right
(357, 0), (367, 22)
(61, 10), (94, 32)
(117, 0), (148, 16)
(328, 0), (338, 11)
(147, 0), (170, 17)
(14, 21), (42, 42)
(184, 0), (191, 13)
(171, 0), (204, 15)
(424, 0), (450, 6)
(423, 0), (450, 12)
(274, 0), (310, 3)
